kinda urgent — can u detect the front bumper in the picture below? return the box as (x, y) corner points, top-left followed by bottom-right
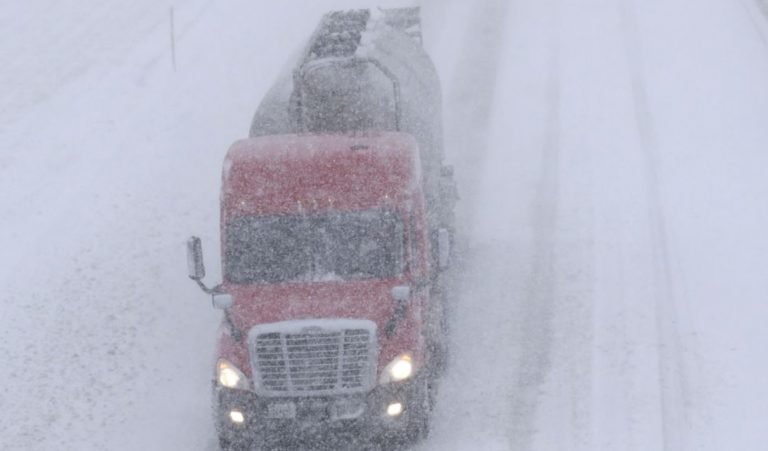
(213, 375), (428, 442)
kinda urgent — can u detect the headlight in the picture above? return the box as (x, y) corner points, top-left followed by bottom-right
(217, 359), (249, 390)
(379, 353), (414, 384)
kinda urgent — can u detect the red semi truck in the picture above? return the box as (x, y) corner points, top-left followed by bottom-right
(186, 8), (456, 450)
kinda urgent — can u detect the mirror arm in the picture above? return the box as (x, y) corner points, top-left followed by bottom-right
(191, 278), (223, 295)
(201, 285), (242, 343)
(384, 300), (408, 338)
(191, 276), (242, 340)
(222, 309), (244, 343)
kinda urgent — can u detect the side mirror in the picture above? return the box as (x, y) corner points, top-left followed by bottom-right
(391, 285), (411, 302)
(437, 228), (451, 270)
(187, 236), (206, 280)
(212, 293), (234, 310)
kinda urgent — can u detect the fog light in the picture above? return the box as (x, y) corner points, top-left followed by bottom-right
(386, 402), (403, 417)
(229, 410), (245, 424)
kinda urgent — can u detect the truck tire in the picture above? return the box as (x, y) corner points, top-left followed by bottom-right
(218, 436), (245, 451)
(219, 435), (260, 451)
(404, 378), (433, 444)
(429, 338), (450, 378)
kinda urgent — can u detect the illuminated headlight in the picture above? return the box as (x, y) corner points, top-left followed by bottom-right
(379, 353), (414, 384)
(387, 402), (404, 417)
(229, 410), (245, 424)
(217, 359), (249, 390)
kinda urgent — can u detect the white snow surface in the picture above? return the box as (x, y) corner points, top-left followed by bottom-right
(2, 0), (768, 450)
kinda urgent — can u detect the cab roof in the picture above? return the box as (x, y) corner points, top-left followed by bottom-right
(222, 132), (421, 217)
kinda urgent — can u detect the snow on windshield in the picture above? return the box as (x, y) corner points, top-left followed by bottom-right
(225, 210), (405, 283)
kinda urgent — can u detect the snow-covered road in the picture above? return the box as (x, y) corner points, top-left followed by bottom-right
(3, 0), (768, 450)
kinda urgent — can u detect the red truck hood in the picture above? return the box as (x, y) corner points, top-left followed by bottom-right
(225, 279), (401, 335)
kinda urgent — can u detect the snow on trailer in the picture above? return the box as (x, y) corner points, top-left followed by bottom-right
(249, 7), (456, 233)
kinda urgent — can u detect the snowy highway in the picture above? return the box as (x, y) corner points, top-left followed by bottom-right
(3, 0), (768, 450)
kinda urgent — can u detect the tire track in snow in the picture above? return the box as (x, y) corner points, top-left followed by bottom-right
(617, 1), (696, 449)
(522, 1), (604, 448)
(736, 0), (768, 50)
(421, 1), (550, 449)
(505, 3), (563, 448)
(426, 0), (571, 448)
(439, 0), (511, 214)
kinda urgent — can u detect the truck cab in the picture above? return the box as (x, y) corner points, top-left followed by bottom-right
(187, 132), (448, 449)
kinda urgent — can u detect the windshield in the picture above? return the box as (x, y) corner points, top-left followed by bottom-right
(225, 210), (405, 284)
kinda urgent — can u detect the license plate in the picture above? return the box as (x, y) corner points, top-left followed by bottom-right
(331, 399), (365, 420)
(266, 401), (296, 419)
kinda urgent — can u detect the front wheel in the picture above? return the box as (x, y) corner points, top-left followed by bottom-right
(219, 432), (265, 451)
(403, 378), (433, 445)
(219, 436), (248, 451)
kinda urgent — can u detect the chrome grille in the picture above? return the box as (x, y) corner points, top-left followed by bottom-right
(249, 320), (377, 396)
